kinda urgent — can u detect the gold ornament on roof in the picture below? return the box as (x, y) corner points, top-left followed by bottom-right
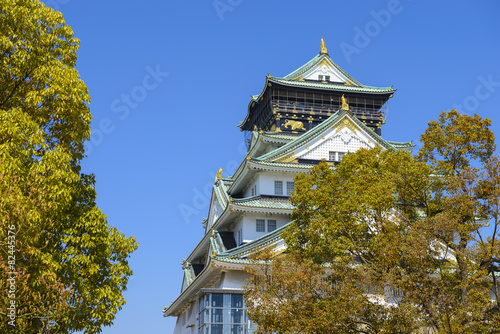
(320, 37), (328, 54)
(283, 119), (306, 131)
(341, 94), (349, 111)
(214, 168), (225, 183)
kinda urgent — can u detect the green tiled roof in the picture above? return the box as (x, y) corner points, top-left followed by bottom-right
(386, 140), (414, 150)
(261, 132), (299, 141)
(254, 111), (342, 162)
(283, 53), (363, 86)
(269, 76), (394, 94)
(216, 222), (290, 260)
(233, 196), (294, 210)
(247, 53), (395, 105)
(250, 160), (315, 169)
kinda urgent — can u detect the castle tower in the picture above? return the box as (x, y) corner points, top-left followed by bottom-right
(164, 39), (411, 334)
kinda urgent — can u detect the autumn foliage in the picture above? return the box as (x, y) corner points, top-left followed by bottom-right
(245, 110), (500, 333)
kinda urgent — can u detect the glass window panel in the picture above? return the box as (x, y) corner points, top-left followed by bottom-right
(205, 294), (210, 308)
(274, 181), (283, 195)
(231, 294), (243, 308)
(256, 219), (265, 232)
(224, 324), (231, 334)
(286, 182), (294, 196)
(224, 294), (231, 308)
(212, 294), (223, 307)
(212, 308), (223, 323)
(205, 309), (209, 323)
(267, 220), (277, 232)
(231, 325), (244, 334)
(199, 308), (204, 324)
(224, 308), (231, 324)
(231, 309), (243, 324)
(211, 324), (223, 334)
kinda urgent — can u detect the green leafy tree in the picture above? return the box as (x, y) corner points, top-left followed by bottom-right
(245, 111), (500, 333)
(0, 1), (138, 333)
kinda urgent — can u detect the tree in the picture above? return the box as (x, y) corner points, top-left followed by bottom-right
(0, 1), (138, 333)
(245, 111), (500, 333)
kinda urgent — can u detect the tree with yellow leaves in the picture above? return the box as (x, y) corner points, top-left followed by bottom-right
(0, 1), (138, 333)
(246, 111), (500, 333)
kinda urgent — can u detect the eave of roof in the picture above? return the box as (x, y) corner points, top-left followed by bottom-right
(232, 195), (294, 211)
(216, 222), (290, 260)
(269, 77), (395, 94)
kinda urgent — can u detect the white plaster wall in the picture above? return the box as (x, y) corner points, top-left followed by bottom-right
(173, 301), (198, 334)
(215, 271), (250, 289)
(258, 173), (295, 196)
(233, 216), (244, 246)
(240, 212), (290, 243)
(207, 197), (223, 230)
(300, 131), (370, 161)
(304, 64), (344, 82)
(243, 178), (258, 198)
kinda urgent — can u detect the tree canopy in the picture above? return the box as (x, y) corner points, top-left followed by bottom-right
(0, 1), (138, 333)
(245, 110), (500, 333)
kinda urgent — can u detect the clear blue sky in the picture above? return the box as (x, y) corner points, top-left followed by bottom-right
(40, 1), (500, 333)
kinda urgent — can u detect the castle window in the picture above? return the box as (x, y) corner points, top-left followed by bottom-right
(325, 75), (330, 81)
(251, 185), (257, 197)
(268, 220), (277, 232)
(329, 151), (346, 162)
(237, 229), (242, 245)
(286, 181), (295, 196)
(256, 219), (265, 232)
(274, 181), (283, 195)
(318, 75), (324, 81)
(199, 293), (248, 333)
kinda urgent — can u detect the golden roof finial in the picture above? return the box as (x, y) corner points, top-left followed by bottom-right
(320, 37), (328, 54)
(214, 168), (225, 183)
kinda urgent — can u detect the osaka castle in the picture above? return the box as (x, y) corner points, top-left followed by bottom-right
(163, 38), (412, 334)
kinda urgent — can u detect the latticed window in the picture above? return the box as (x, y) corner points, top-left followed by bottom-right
(274, 181), (283, 195)
(267, 220), (277, 232)
(199, 293), (249, 334)
(329, 151), (336, 161)
(329, 151), (346, 162)
(256, 219), (265, 232)
(286, 181), (294, 196)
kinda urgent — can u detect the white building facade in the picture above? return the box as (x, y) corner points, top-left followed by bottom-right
(163, 39), (411, 334)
